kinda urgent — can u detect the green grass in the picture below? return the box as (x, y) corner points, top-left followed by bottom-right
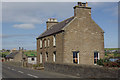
(0, 51), (10, 57)
(105, 48), (120, 51)
(24, 50), (37, 57)
(104, 48), (120, 58)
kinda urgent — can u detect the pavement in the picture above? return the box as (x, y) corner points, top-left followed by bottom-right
(2, 63), (80, 78)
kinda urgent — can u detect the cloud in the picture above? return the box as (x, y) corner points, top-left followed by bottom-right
(2, 0), (120, 2)
(2, 2), (75, 24)
(1, 34), (38, 38)
(13, 24), (35, 29)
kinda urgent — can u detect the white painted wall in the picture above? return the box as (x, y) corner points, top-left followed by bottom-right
(27, 57), (37, 64)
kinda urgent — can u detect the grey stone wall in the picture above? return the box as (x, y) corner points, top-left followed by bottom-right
(63, 17), (104, 65)
(37, 32), (64, 65)
(3, 62), (22, 67)
(44, 62), (119, 78)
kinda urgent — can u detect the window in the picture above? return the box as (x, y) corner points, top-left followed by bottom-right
(53, 35), (56, 46)
(48, 39), (50, 47)
(44, 40), (46, 47)
(46, 52), (48, 61)
(73, 51), (79, 64)
(53, 51), (56, 62)
(40, 53), (42, 63)
(40, 39), (42, 48)
(31, 58), (34, 61)
(94, 52), (99, 64)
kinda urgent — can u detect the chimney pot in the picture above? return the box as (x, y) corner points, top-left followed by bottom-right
(86, 2), (88, 7)
(46, 18), (58, 30)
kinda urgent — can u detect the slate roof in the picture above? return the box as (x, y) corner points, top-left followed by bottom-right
(37, 16), (74, 39)
(6, 52), (19, 59)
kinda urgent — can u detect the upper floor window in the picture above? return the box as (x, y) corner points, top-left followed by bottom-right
(40, 39), (42, 48)
(48, 39), (50, 47)
(44, 39), (47, 48)
(53, 35), (56, 46)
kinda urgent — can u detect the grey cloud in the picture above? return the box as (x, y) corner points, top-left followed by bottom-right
(2, 2), (75, 24)
(1, 34), (38, 38)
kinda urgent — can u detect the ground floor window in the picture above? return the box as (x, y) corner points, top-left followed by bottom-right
(94, 51), (99, 64)
(40, 53), (42, 63)
(46, 52), (48, 61)
(73, 51), (79, 64)
(53, 51), (56, 62)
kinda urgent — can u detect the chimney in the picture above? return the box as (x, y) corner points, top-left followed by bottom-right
(46, 18), (58, 30)
(74, 2), (91, 18)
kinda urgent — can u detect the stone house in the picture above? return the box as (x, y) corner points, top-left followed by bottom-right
(6, 51), (23, 62)
(36, 2), (104, 65)
(5, 47), (24, 62)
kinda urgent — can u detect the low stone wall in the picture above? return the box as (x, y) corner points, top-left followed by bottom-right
(3, 61), (22, 67)
(44, 62), (119, 78)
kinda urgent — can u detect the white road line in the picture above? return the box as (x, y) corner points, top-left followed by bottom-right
(18, 71), (24, 74)
(27, 74), (38, 78)
(8, 67), (10, 69)
(11, 69), (15, 71)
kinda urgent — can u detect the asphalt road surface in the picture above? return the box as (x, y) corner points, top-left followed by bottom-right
(2, 63), (79, 78)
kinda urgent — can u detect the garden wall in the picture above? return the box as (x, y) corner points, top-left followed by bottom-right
(44, 62), (119, 78)
(3, 61), (22, 67)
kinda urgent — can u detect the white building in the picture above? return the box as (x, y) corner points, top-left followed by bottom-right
(27, 56), (37, 64)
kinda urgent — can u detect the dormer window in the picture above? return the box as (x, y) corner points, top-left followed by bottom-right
(40, 39), (42, 48)
(53, 35), (56, 46)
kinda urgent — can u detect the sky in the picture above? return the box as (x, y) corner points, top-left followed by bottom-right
(1, 2), (118, 50)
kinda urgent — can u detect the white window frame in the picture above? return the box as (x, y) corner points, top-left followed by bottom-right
(77, 53), (79, 64)
(53, 35), (56, 46)
(44, 40), (46, 47)
(40, 39), (42, 48)
(48, 39), (50, 47)
(40, 53), (42, 63)
(53, 52), (56, 62)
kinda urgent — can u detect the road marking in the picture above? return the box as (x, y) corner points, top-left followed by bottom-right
(18, 71), (24, 74)
(8, 67), (10, 69)
(27, 74), (38, 78)
(12, 69), (15, 71)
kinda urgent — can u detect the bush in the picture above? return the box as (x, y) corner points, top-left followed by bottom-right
(97, 58), (109, 66)
(33, 64), (42, 68)
(97, 59), (104, 66)
(33, 64), (38, 68)
(103, 62), (120, 67)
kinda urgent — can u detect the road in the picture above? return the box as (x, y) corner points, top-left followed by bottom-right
(2, 63), (79, 78)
